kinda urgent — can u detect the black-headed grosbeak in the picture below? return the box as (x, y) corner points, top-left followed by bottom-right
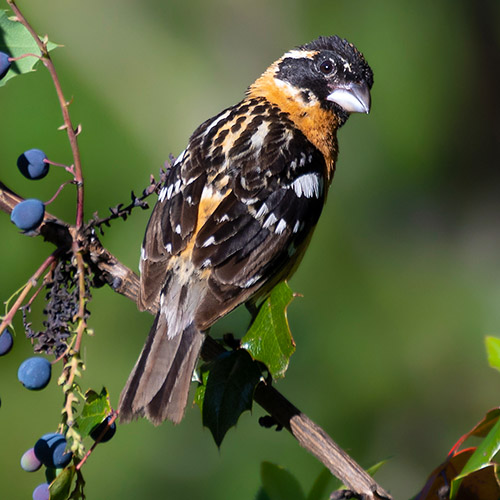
(119, 35), (373, 425)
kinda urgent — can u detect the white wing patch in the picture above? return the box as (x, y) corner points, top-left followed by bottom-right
(158, 186), (168, 203)
(250, 121), (270, 150)
(289, 173), (322, 199)
(202, 236), (215, 248)
(256, 203), (269, 218)
(203, 109), (232, 137)
(174, 148), (186, 166)
(139, 246), (146, 272)
(243, 275), (261, 288)
(275, 218), (287, 235)
(263, 213), (277, 229)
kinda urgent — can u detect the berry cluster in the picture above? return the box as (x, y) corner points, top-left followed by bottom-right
(3, 146), (101, 497)
(24, 257), (92, 357)
(20, 419), (116, 499)
(0, 325), (56, 498)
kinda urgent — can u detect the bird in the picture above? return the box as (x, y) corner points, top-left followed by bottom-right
(119, 35), (373, 425)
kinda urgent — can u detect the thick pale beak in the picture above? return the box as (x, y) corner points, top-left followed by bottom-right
(327, 82), (371, 114)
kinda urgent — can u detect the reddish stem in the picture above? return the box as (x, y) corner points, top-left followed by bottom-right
(45, 180), (73, 206)
(0, 251), (59, 335)
(8, 52), (41, 61)
(75, 411), (118, 471)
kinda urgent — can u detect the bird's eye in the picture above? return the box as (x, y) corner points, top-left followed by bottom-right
(319, 60), (334, 75)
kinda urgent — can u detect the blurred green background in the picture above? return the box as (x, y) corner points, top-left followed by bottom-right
(1, 0), (500, 498)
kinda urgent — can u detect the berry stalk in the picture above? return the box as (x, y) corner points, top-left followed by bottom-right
(7, 0), (85, 229)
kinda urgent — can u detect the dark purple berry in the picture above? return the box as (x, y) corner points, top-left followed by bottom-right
(0, 52), (11, 80)
(90, 416), (117, 443)
(21, 447), (42, 472)
(18, 357), (51, 390)
(32, 483), (50, 500)
(0, 329), (13, 355)
(11, 199), (45, 231)
(17, 149), (49, 180)
(34, 432), (72, 468)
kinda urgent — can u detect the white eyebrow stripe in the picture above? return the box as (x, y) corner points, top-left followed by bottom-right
(281, 49), (317, 60)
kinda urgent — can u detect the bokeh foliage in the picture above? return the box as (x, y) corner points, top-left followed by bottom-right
(0, 0), (499, 498)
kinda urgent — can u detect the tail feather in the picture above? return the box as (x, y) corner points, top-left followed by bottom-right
(145, 324), (204, 424)
(119, 315), (205, 425)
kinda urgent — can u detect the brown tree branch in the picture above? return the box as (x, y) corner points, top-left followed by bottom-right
(0, 180), (392, 500)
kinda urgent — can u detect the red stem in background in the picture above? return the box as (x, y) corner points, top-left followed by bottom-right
(7, 0), (85, 230)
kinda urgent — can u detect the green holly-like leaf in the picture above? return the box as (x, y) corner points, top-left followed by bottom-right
(49, 465), (75, 500)
(450, 416), (500, 498)
(260, 462), (306, 500)
(77, 387), (111, 438)
(0, 10), (58, 87)
(241, 282), (295, 379)
(201, 350), (262, 447)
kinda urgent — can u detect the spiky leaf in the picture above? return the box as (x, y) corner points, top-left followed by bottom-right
(241, 282), (295, 379)
(0, 10), (58, 86)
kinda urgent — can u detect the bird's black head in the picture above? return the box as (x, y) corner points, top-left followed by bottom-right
(273, 35), (373, 124)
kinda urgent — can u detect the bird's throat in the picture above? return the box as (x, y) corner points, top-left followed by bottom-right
(249, 71), (339, 183)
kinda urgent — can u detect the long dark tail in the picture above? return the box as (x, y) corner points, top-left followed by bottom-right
(119, 314), (205, 425)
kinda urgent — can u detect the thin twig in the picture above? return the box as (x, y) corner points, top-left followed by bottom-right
(0, 251), (59, 335)
(73, 250), (87, 353)
(75, 411), (118, 471)
(45, 180), (74, 206)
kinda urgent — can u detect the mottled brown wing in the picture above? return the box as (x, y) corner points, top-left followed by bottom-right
(191, 119), (328, 328)
(138, 148), (207, 311)
(139, 99), (328, 325)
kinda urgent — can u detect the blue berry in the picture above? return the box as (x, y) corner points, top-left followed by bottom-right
(21, 447), (42, 472)
(17, 149), (49, 180)
(11, 199), (45, 231)
(0, 52), (11, 80)
(32, 483), (50, 500)
(18, 357), (51, 390)
(0, 329), (13, 355)
(90, 416), (117, 443)
(34, 433), (72, 468)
